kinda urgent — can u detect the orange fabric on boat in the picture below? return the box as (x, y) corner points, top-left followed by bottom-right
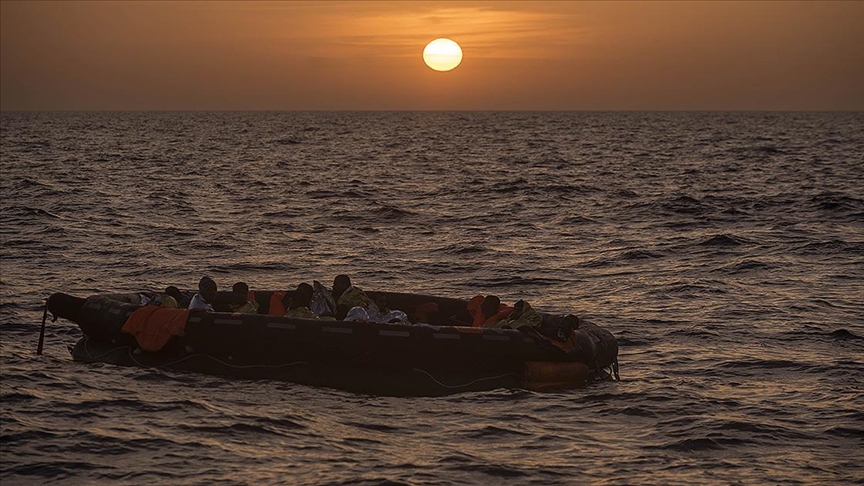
(467, 295), (484, 325)
(481, 305), (514, 327)
(121, 306), (189, 352)
(467, 295), (514, 327)
(268, 291), (287, 316)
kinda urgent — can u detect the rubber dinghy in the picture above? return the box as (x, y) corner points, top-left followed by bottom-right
(45, 290), (619, 396)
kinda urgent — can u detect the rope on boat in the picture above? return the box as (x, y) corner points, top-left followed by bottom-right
(82, 336), (133, 361)
(411, 368), (519, 389)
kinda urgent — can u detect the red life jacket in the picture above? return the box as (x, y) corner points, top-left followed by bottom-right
(268, 291), (287, 316)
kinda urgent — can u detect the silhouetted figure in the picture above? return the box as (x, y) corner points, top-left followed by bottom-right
(164, 286), (187, 308)
(230, 281), (259, 314)
(189, 276), (217, 311)
(332, 274), (376, 320)
(412, 302), (439, 324)
(285, 282), (318, 319)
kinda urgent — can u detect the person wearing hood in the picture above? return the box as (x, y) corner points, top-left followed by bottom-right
(332, 274), (376, 320)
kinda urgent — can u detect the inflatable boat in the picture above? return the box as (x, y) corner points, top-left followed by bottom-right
(43, 289), (619, 396)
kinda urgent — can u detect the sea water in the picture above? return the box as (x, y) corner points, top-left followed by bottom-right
(1, 111), (862, 484)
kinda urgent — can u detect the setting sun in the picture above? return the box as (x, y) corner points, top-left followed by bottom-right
(423, 38), (463, 72)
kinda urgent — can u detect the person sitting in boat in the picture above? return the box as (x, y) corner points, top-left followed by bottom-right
(189, 276), (217, 311)
(155, 287), (180, 308)
(285, 282), (319, 319)
(230, 281), (260, 314)
(332, 275), (410, 324)
(163, 286), (188, 308)
(310, 280), (337, 318)
(332, 274), (377, 320)
(139, 286), (182, 308)
(485, 299), (543, 330)
(467, 294), (514, 327)
(411, 302), (439, 324)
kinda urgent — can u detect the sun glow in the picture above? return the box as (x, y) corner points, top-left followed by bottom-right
(423, 38), (463, 72)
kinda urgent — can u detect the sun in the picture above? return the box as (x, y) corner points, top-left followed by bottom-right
(423, 38), (463, 72)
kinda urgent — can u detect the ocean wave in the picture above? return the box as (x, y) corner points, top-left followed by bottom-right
(824, 426), (864, 438)
(466, 276), (565, 288)
(698, 234), (750, 247)
(432, 243), (488, 255)
(811, 192), (863, 213)
(655, 436), (749, 452)
(175, 422), (298, 438)
(0, 205), (62, 220)
(664, 328), (721, 339)
(461, 425), (533, 439)
(792, 239), (864, 256)
(270, 137), (302, 145)
(618, 249), (665, 260)
(445, 462), (530, 478)
(716, 259), (775, 274)
(774, 329), (863, 343)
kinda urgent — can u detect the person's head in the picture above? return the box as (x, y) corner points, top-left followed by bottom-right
(232, 281), (249, 295)
(164, 286), (182, 301)
(198, 276), (217, 303)
(289, 282), (314, 309)
(480, 295), (501, 319)
(333, 274), (351, 299)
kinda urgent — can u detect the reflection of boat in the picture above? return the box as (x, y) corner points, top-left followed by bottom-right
(45, 290), (619, 396)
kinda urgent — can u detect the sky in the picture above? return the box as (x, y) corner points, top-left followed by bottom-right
(1, 1), (862, 111)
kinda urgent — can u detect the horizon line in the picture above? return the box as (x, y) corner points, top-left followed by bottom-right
(2, 109), (862, 114)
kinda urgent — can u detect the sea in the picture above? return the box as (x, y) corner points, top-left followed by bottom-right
(1, 111), (862, 484)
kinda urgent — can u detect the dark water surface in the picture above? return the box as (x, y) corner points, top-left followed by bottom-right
(2, 111), (863, 484)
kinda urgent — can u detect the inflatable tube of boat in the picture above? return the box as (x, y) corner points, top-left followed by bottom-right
(48, 290), (619, 394)
(524, 361), (590, 390)
(575, 320), (618, 369)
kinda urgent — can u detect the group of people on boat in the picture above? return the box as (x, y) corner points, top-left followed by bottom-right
(142, 274), (544, 329)
(145, 275), (415, 324)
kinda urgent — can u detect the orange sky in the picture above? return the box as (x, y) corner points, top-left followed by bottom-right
(1, 1), (862, 110)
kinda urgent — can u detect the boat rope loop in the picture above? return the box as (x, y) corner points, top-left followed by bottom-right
(611, 358), (620, 381)
(411, 368), (518, 389)
(82, 337), (133, 361)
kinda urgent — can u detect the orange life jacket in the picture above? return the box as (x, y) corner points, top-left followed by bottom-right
(121, 306), (189, 352)
(268, 291), (287, 316)
(467, 295), (514, 327)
